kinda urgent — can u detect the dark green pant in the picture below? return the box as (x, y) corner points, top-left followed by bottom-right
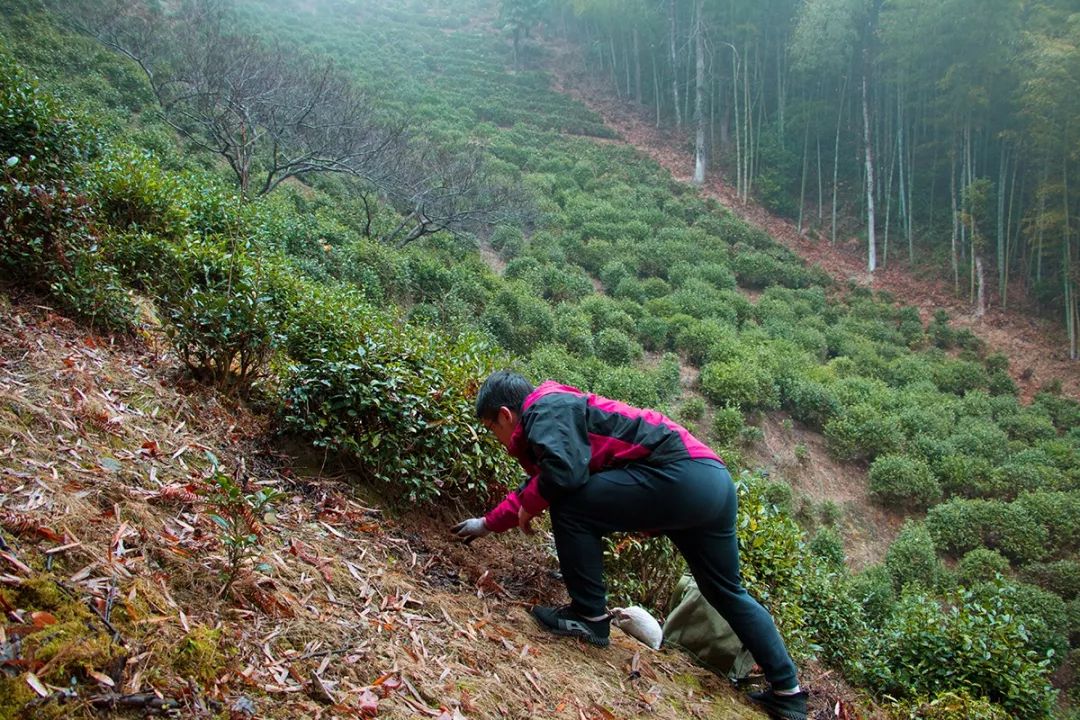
(549, 458), (798, 690)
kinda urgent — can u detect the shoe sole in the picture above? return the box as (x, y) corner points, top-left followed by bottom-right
(530, 612), (610, 647)
(748, 697), (807, 720)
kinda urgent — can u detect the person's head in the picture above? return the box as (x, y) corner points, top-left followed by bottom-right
(475, 370), (534, 448)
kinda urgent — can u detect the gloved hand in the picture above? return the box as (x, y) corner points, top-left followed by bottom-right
(451, 517), (489, 540)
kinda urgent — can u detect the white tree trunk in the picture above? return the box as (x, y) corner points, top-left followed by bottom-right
(693, 0), (706, 185)
(862, 70), (876, 273)
(668, 0), (681, 129)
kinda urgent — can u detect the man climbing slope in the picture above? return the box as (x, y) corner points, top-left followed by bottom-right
(451, 371), (808, 720)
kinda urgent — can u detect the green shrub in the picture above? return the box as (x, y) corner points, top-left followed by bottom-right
(673, 319), (736, 366)
(808, 527), (846, 571)
(824, 404), (904, 462)
(925, 498), (1049, 565)
(1034, 391), (1080, 433)
(593, 327), (642, 364)
(732, 471), (808, 645)
(892, 690), (1011, 720)
(678, 396), (706, 422)
(1014, 491), (1080, 553)
(955, 548), (1011, 587)
(885, 521), (943, 591)
(868, 455), (942, 510)
(971, 581), (1068, 666)
(852, 564), (896, 626)
(655, 352), (682, 401)
(604, 535), (685, 615)
(799, 566), (868, 675)
(0, 55), (134, 331)
(932, 360), (988, 395)
(1020, 559), (1080, 600)
(863, 585), (1057, 718)
(481, 283), (554, 355)
(280, 322), (516, 505)
(780, 379), (839, 430)
(87, 146), (192, 238)
(933, 454), (998, 498)
(155, 240), (284, 391)
(699, 357), (779, 411)
(998, 409), (1058, 443)
(711, 404), (744, 445)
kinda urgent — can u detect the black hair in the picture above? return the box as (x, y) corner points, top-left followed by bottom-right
(475, 370), (534, 420)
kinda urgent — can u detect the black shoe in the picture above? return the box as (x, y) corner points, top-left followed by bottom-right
(530, 604), (610, 647)
(748, 689), (808, 720)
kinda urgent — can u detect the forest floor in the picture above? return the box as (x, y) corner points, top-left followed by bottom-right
(542, 40), (1080, 404)
(0, 291), (892, 719)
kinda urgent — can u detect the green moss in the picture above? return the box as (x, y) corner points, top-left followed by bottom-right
(672, 672), (703, 691)
(173, 626), (228, 686)
(10, 576), (66, 610)
(0, 675), (37, 720)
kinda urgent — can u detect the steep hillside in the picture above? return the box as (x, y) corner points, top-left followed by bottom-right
(544, 40), (1080, 403)
(0, 292), (795, 719)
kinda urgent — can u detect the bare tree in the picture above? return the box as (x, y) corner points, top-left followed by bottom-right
(380, 143), (531, 248)
(61, 0), (403, 197)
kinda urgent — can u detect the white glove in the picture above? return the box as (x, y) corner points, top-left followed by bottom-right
(451, 517), (490, 540)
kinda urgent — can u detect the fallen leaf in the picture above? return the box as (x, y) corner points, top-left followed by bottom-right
(26, 672), (49, 697)
(86, 669), (115, 687)
(358, 688), (380, 717)
(30, 612), (57, 628)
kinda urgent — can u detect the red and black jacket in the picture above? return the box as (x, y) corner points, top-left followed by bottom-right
(484, 381), (722, 532)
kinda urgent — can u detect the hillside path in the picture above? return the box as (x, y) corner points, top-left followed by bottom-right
(544, 42), (1079, 402)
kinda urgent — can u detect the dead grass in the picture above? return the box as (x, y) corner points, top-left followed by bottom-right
(0, 292), (793, 719)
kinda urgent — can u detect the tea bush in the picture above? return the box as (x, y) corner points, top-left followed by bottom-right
(868, 454), (942, 510)
(155, 239), (284, 391)
(1021, 559), (1080, 600)
(594, 327), (642, 364)
(711, 404), (744, 445)
(956, 548), (1010, 587)
(863, 584), (1057, 717)
(885, 521), (943, 591)
(0, 54), (134, 331)
(925, 498), (1048, 565)
(87, 146), (192, 238)
(700, 356), (780, 411)
(673, 318), (736, 366)
(851, 565), (896, 626)
(280, 320), (516, 505)
(808, 527), (846, 571)
(603, 534), (685, 615)
(892, 690), (1011, 720)
(798, 566), (868, 675)
(781, 379), (839, 429)
(824, 404), (903, 462)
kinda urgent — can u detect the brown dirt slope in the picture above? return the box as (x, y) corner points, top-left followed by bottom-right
(544, 41), (1079, 403)
(0, 292), (824, 719)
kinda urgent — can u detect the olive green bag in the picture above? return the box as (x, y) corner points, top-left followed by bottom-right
(662, 574), (754, 680)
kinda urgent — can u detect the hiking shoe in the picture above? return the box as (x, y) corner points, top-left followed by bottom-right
(530, 604), (610, 647)
(748, 689), (808, 720)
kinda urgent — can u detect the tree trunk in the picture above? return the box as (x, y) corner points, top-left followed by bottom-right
(693, 0), (706, 186)
(798, 117), (810, 234)
(610, 35), (621, 98)
(861, 68), (876, 273)
(633, 27), (642, 104)
(832, 75), (847, 244)
(951, 151), (960, 293)
(653, 49), (661, 128)
(668, 0), (681, 129)
(975, 254), (986, 317)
